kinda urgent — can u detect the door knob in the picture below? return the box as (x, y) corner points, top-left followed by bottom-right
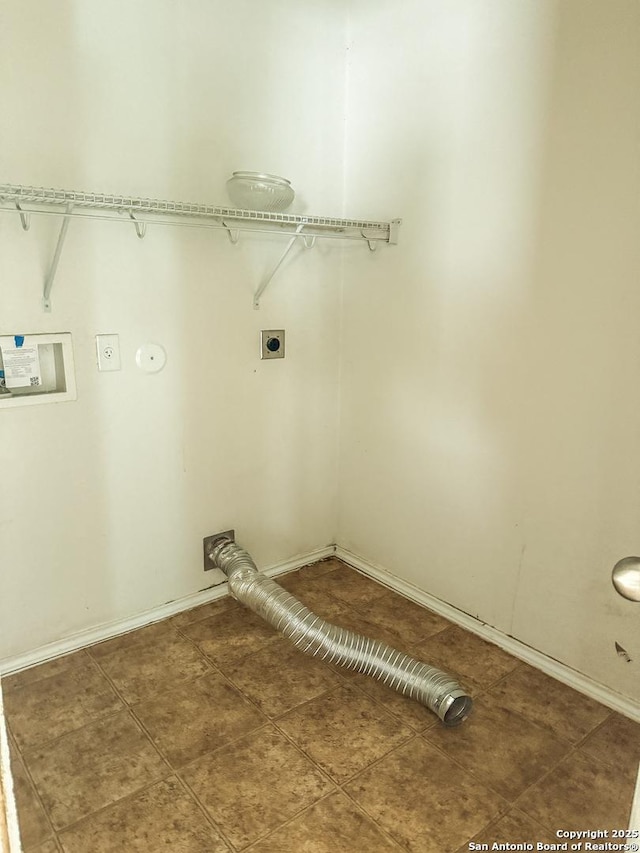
(612, 557), (640, 602)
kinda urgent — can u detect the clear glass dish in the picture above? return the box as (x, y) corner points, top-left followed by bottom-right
(226, 171), (295, 212)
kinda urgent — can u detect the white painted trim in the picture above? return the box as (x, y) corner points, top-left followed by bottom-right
(264, 547), (335, 579)
(630, 765), (640, 832)
(0, 546), (335, 677)
(335, 546), (640, 724)
(0, 687), (21, 852)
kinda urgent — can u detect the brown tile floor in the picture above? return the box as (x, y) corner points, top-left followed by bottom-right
(2, 557), (639, 852)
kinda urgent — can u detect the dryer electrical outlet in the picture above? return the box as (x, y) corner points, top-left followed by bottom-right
(260, 330), (285, 359)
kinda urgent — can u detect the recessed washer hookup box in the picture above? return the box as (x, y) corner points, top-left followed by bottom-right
(0, 332), (77, 408)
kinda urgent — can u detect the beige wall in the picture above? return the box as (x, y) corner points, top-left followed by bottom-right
(339, 0), (640, 702)
(0, 0), (346, 661)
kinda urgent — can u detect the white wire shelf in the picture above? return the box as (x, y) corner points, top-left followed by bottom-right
(0, 183), (400, 310)
(0, 184), (399, 241)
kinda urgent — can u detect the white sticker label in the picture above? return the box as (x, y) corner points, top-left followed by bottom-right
(0, 340), (42, 388)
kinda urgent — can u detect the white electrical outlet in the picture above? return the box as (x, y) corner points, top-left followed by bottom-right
(96, 334), (121, 371)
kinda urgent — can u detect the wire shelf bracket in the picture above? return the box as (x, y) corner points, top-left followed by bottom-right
(253, 222), (307, 309)
(42, 204), (73, 312)
(0, 183), (401, 311)
(15, 202), (30, 231)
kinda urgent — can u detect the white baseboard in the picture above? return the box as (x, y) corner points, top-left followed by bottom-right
(0, 546), (335, 677)
(335, 546), (640, 724)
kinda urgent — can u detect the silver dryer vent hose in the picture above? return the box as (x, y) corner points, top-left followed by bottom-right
(208, 538), (472, 726)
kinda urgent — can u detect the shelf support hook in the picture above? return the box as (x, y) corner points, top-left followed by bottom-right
(302, 235), (316, 249)
(253, 222), (305, 310)
(129, 211), (146, 239)
(362, 231), (378, 252)
(43, 204), (73, 313)
(222, 221), (240, 244)
(15, 203), (30, 231)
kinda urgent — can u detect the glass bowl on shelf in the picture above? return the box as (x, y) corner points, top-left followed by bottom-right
(226, 171), (295, 212)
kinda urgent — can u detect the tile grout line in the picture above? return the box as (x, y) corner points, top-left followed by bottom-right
(87, 651), (186, 777)
(571, 710), (616, 750)
(202, 628), (438, 796)
(270, 681), (354, 725)
(10, 705), (131, 757)
(176, 720), (336, 853)
(87, 619), (248, 718)
(509, 736), (636, 830)
(244, 786), (408, 853)
(8, 656), (165, 758)
(270, 689), (415, 787)
(173, 613), (283, 679)
(418, 730), (516, 814)
(258, 720), (408, 852)
(176, 765), (242, 852)
(0, 648), (94, 698)
(507, 742), (581, 833)
(45, 657), (270, 844)
(31, 652), (178, 841)
(239, 791), (338, 852)
(458, 701), (624, 843)
(5, 724), (59, 852)
(459, 804), (560, 853)
(52, 771), (177, 839)
(482, 667), (616, 745)
(209, 646), (421, 850)
(333, 732), (435, 851)
(46, 709), (173, 839)
(417, 720), (568, 814)
(340, 724), (512, 820)
(478, 691), (609, 747)
(9, 645), (169, 756)
(172, 768), (242, 852)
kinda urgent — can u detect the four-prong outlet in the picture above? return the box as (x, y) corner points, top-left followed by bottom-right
(260, 330), (285, 359)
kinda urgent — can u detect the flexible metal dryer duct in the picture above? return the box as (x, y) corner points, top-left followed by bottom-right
(207, 537), (473, 726)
